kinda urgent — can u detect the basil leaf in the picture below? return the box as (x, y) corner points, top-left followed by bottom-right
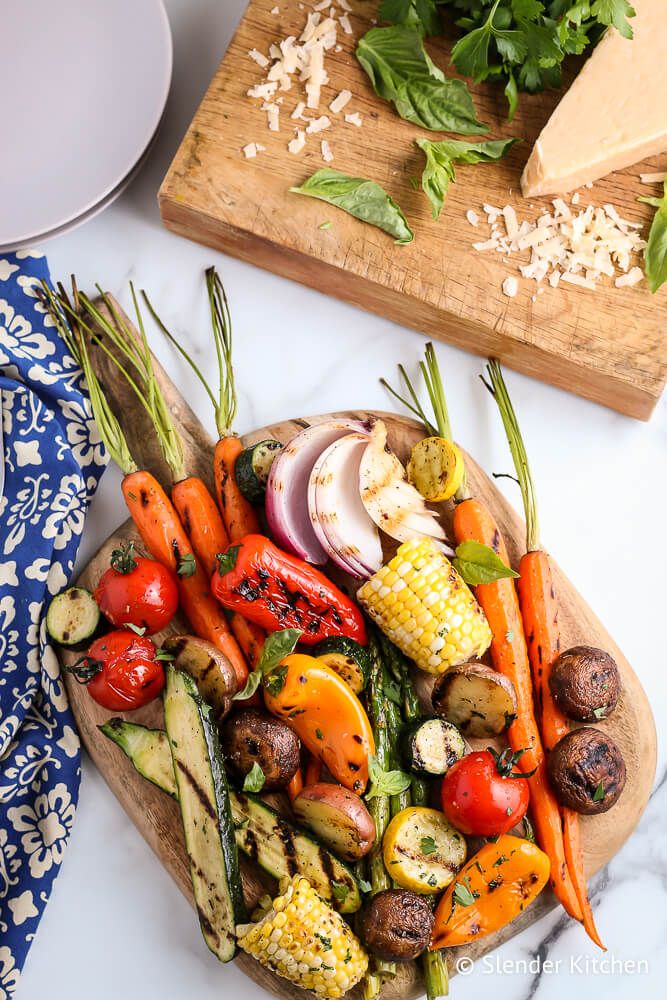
(243, 762), (266, 792)
(233, 668), (263, 701)
(258, 628), (302, 675)
(453, 540), (519, 585)
(291, 169), (414, 244)
(365, 754), (412, 800)
(639, 182), (667, 293)
(416, 137), (519, 219)
(356, 26), (487, 134)
(380, 0), (441, 36)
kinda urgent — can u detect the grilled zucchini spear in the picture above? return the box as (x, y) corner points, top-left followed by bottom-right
(163, 666), (245, 961)
(99, 718), (362, 913)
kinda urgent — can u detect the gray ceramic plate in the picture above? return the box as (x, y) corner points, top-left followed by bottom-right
(0, 0), (172, 247)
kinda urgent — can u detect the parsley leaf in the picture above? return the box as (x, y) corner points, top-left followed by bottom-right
(177, 552), (196, 577)
(421, 835), (438, 855)
(591, 0), (636, 40)
(452, 879), (479, 907)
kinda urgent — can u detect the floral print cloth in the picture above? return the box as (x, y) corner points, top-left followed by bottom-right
(0, 252), (108, 994)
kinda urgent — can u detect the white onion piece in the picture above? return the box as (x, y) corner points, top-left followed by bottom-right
(359, 419), (446, 544)
(266, 418), (369, 563)
(308, 433), (383, 579)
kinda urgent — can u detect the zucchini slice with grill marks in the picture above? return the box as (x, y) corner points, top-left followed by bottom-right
(46, 587), (101, 647)
(164, 667), (245, 961)
(313, 636), (371, 693)
(402, 718), (466, 776)
(236, 439), (283, 503)
(99, 718), (362, 913)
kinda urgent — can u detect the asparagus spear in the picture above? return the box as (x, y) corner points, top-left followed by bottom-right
(364, 629), (397, 983)
(381, 635), (450, 999)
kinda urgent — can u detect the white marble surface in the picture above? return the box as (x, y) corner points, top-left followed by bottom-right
(17, 0), (667, 997)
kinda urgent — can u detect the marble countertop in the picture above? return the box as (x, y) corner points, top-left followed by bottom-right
(18, 1), (666, 997)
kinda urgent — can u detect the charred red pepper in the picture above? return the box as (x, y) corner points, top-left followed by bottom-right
(211, 534), (367, 646)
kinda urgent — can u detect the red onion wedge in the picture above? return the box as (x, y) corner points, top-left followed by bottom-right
(266, 418), (369, 564)
(308, 433), (383, 579)
(359, 419), (447, 545)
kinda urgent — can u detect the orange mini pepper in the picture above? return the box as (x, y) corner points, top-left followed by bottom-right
(263, 654), (374, 794)
(431, 835), (550, 949)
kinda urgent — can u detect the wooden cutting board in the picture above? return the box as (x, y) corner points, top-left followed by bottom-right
(58, 299), (656, 999)
(158, 0), (667, 420)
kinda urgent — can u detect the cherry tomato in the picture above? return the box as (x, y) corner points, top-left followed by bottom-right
(94, 542), (178, 634)
(441, 749), (531, 837)
(76, 630), (164, 711)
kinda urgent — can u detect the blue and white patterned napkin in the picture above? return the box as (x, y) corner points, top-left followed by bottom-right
(0, 252), (108, 993)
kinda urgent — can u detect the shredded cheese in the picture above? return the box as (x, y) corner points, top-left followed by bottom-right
(502, 276), (519, 298)
(248, 48), (269, 68)
(242, 142), (265, 159)
(470, 196), (646, 295)
(321, 139), (334, 162)
(288, 129), (306, 154)
(306, 114), (331, 134)
(639, 171), (667, 184)
(466, 209), (480, 227)
(344, 111), (362, 126)
(329, 89), (352, 113)
(339, 14), (353, 34)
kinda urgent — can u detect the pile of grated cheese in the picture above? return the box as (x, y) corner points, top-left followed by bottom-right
(469, 196), (647, 295)
(243, 1), (362, 164)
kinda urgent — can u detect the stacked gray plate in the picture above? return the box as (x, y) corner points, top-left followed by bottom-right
(0, 0), (172, 252)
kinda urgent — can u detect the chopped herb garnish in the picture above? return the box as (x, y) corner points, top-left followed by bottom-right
(492, 855), (508, 867)
(177, 552), (196, 577)
(123, 622), (146, 636)
(243, 761), (266, 793)
(315, 727), (324, 741)
(359, 879), (372, 894)
(452, 880), (479, 907)
(421, 836), (437, 856)
(592, 706), (607, 720)
(593, 781), (605, 802)
(315, 933), (332, 951)
(331, 882), (349, 904)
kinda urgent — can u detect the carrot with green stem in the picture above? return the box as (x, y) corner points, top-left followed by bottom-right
(141, 269), (264, 666)
(483, 359), (604, 950)
(142, 268), (260, 542)
(382, 343), (582, 923)
(43, 280), (249, 688)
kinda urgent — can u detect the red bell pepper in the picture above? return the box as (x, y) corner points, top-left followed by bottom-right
(211, 534), (367, 645)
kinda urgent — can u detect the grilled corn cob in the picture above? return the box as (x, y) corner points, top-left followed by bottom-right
(357, 537), (492, 674)
(237, 875), (368, 998)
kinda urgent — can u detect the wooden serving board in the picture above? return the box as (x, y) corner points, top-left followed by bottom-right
(59, 300), (656, 999)
(159, 0), (667, 420)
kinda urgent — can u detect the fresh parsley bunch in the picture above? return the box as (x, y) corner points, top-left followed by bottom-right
(406, 0), (636, 118)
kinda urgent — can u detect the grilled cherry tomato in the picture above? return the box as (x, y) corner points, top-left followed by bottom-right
(94, 542), (178, 634)
(441, 748), (532, 837)
(71, 630), (164, 711)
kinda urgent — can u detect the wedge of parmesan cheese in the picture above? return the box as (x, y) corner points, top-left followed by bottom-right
(522, 0), (667, 197)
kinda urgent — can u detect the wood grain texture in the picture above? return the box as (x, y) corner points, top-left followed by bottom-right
(158, 0), (667, 420)
(58, 297), (656, 998)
